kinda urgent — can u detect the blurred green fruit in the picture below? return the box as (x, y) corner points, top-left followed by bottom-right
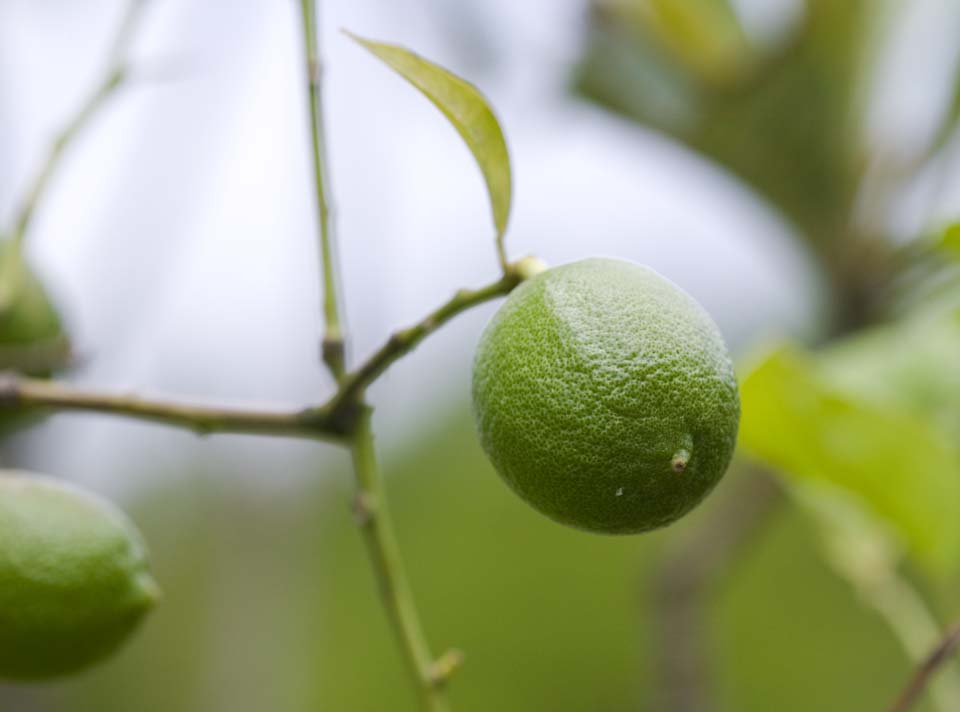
(0, 471), (159, 681)
(0, 240), (71, 437)
(0, 240), (70, 376)
(472, 258), (740, 534)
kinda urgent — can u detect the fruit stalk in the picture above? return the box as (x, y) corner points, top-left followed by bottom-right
(299, 0), (346, 381)
(326, 271), (522, 422)
(349, 404), (455, 712)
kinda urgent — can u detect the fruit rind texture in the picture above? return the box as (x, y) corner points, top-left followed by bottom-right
(0, 471), (159, 681)
(472, 258), (740, 534)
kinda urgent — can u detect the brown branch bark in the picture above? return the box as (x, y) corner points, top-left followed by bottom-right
(886, 622), (960, 712)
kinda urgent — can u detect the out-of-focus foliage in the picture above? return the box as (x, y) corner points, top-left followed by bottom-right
(575, 0), (870, 256)
(938, 223), (960, 259)
(738, 342), (960, 575)
(821, 305), (960, 436)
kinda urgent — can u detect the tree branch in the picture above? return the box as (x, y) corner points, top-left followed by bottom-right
(886, 622), (960, 712)
(349, 404), (454, 711)
(325, 271), (521, 422)
(1, 0), (149, 313)
(8, 0), (148, 252)
(298, 0), (346, 380)
(0, 373), (341, 440)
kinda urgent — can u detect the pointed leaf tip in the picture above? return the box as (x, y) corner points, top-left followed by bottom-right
(345, 31), (512, 243)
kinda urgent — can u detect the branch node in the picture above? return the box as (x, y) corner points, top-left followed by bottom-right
(321, 336), (345, 377)
(352, 492), (376, 527)
(428, 648), (465, 688)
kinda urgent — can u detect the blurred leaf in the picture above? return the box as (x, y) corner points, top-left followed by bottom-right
(791, 480), (902, 584)
(575, 0), (872, 249)
(739, 345), (960, 575)
(821, 308), (960, 435)
(939, 223), (960, 259)
(610, 0), (750, 87)
(347, 32), (512, 242)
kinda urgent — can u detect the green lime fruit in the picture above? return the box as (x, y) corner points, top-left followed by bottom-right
(0, 240), (70, 376)
(0, 240), (71, 437)
(0, 471), (159, 680)
(472, 258), (740, 534)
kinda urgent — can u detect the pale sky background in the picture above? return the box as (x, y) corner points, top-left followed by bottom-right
(0, 0), (957, 497)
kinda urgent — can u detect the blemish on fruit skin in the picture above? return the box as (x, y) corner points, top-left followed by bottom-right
(671, 449), (690, 474)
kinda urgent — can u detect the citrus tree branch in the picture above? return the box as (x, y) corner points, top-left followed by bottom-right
(349, 405), (457, 711)
(0, 373), (341, 440)
(886, 622), (960, 712)
(8, 0), (148, 253)
(326, 271), (522, 420)
(299, 0), (346, 380)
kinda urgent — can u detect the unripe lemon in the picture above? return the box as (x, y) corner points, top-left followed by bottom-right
(0, 471), (159, 680)
(472, 258), (739, 534)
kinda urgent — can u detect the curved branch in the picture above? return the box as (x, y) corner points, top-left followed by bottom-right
(9, 0), (148, 251)
(325, 271), (520, 420)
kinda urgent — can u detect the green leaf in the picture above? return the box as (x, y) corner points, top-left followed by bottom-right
(820, 308), (960, 436)
(938, 223), (960, 258)
(739, 345), (960, 575)
(790, 479), (902, 586)
(346, 32), (512, 247)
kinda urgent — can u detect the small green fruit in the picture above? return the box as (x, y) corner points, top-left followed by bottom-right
(0, 240), (71, 437)
(0, 471), (159, 680)
(0, 241), (70, 376)
(472, 258), (740, 534)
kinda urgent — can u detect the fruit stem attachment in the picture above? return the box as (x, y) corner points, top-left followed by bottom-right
(1, 0), (147, 312)
(298, 0), (346, 381)
(0, 373), (343, 441)
(349, 404), (454, 712)
(325, 268), (526, 426)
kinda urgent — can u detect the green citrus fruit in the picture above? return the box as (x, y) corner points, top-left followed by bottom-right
(0, 471), (159, 680)
(0, 240), (70, 376)
(472, 258), (740, 534)
(0, 240), (71, 437)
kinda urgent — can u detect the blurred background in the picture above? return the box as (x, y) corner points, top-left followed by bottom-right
(1, 0), (959, 710)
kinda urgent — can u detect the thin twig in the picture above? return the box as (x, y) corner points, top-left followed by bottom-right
(8, 0), (148, 253)
(0, 373), (341, 440)
(325, 271), (521, 421)
(886, 622), (960, 712)
(349, 404), (453, 712)
(299, 0), (346, 380)
(1, 0), (148, 316)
